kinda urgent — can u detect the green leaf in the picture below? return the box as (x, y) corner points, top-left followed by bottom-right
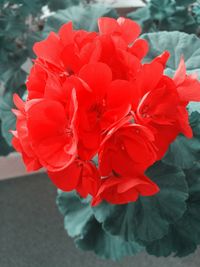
(57, 190), (93, 238)
(43, 4), (118, 35)
(2, 68), (26, 94)
(0, 93), (16, 146)
(56, 190), (143, 260)
(93, 162), (188, 244)
(161, 8), (197, 33)
(146, 163), (200, 257)
(163, 136), (200, 169)
(0, 121), (14, 156)
(142, 31), (200, 78)
(193, 4), (200, 24)
(48, 0), (81, 11)
(188, 102), (200, 115)
(175, 0), (196, 6)
(75, 217), (143, 260)
(75, 218), (143, 261)
(149, 0), (176, 20)
(128, 0), (198, 34)
(146, 226), (197, 257)
(127, 7), (153, 33)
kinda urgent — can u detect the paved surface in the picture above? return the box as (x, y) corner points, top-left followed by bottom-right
(0, 173), (200, 267)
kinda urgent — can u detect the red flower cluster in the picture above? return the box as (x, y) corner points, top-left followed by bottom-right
(12, 17), (200, 205)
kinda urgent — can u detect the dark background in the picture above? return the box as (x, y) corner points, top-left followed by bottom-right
(0, 173), (199, 267)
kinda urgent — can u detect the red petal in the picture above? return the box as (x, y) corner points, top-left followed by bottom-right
(98, 17), (119, 35)
(153, 51), (170, 66)
(26, 63), (47, 99)
(12, 137), (41, 172)
(48, 161), (81, 191)
(129, 39), (149, 59)
(92, 173), (159, 205)
(61, 44), (81, 73)
(58, 22), (74, 45)
(117, 175), (159, 196)
(13, 94), (25, 112)
(174, 57), (186, 86)
(76, 161), (100, 197)
(106, 80), (133, 109)
(133, 61), (164, 100)
(33, 32), (63, 67)
(79, 62), (112, 99)
(117, 17), (141, 44)
(177, 77), (200, 102)
(174, 57), (200, 102)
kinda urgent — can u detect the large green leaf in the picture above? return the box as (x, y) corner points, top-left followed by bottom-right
(75, 218), (143, 261)
(93, 162), (188, 244)
(57, 191), (93, 238)
(146, 226), (197, 257)
(43, 4), (118, 35)
(163, 135), (200, 169)
(56, 190), (143, 260)
(146, 163), (200, 257)
(142, 31), (200, 78)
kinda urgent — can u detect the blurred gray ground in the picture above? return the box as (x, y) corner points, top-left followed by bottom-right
(0, 173), (200, 267)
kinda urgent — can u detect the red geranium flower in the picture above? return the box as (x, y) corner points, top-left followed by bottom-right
(12, 17), (200, 206)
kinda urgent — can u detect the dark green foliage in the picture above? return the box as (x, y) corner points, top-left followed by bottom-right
(0, 93), (16, 146)
(57, 191), (143, 260)
(48, 0), (82, 11)
(0, 0), (44, 154)
(146, 163), (200, 257)
(128, 0), (198, 34)
(0, 121), (13, 156)
(192, 2), (200, 29)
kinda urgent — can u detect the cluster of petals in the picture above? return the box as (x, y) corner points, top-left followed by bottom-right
(12, 17), (200, 205)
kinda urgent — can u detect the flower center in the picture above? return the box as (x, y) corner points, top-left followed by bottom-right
(66, 67), (74, 76)
(90, 100), (106, 120)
